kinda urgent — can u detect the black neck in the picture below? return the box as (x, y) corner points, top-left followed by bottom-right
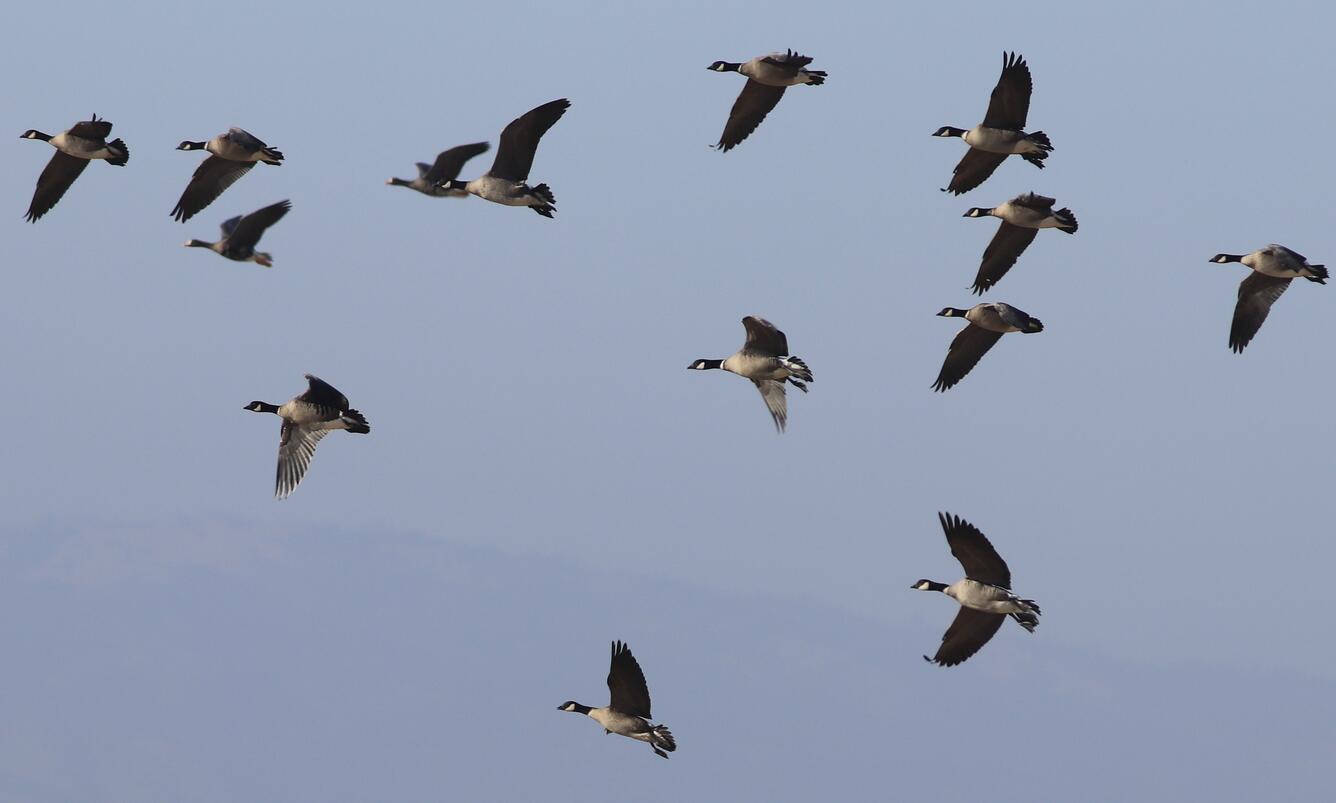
(696, 359), (724, 370)
(719, 62), (742, 72)
(27, 131), (52, 142)
(1214, 253), (1244, 263)
(922, 580), (949, 592)
(440, 179), (466, 191)
(250, 402), (280, 414)
(567, 702), (592, 715)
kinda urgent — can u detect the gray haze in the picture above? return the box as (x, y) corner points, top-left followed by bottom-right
(2, 1), (1335, 800)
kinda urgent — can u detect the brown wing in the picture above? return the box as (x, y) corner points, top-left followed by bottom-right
(171, 155), (255, 222)
(925, 607), (1006, 667)
(490, 99), (569, 182)
(939, 511), (1011, 587)
(1230, 273), (1291, 353)
(946, 148), (1009, 195)
(741, 315), (789, 355)
(932, 324), (1004, 391)
(298, 373), (351, 412)
(606, 641), (653, 718)
(981, 52), (1033, 129)
(26, 150), (90, 222)
(227, 200), (291, 250)
(973, 222), (1039, 294)
(716, 80), (786, 152)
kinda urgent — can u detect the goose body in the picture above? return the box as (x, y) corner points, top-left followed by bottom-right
(387, 141), (490, 197)
(172, 127), (283, 222)
(437, 99), (569, 217)
(1209, 245), (1328, 353)
(964, 193), (1078, 294)
(244, 374), (370, 499)
(20, 114), (129, 222)
(912, 512), (1040, 667)
(932, 302), (1043, 391)
(934, 53), (1051, 195)
(688, 315), (814, 432)
(707, 49), (826, 152)
(184, 200), (291, 267)
(558, 641), (676, 759)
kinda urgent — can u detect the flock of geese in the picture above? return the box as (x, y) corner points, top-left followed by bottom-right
(19, 47), (1326, 760)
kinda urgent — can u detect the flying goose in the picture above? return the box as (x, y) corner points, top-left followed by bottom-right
(933, 302), (1043, 391)
(171, 128), (284, 222)
(436, 99), (569, 217)
(963, 192), (1078, 294)
(1210, 245), (1328, 353)
(184, 200), (291, 267)
(20, 114), (129, 222)
(912, 512), (1040, 667)
(688, 315), (814, 432)
(244, 374), (370, 499)
(387, 142), (490, 197)
(707, 49), (826, 152)
(933, 52), (1051, 195)
(558, 641), (677, 759)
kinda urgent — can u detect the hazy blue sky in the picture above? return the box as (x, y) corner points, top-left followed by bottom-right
(3, 1), (1334, 800)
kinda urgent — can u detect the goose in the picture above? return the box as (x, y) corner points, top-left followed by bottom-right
(933, 52), (1051, 195)
(707, 49), (826, 152)
(20, 114), (129, 222)
(387, 142), (490, 197)
(558, 641), (677, 759)
(688, 315), (814, 432)
(933, 302), (1042, 391)
(244, 374), (370, 499)
(435, 99), (569, 217)
(184, 200), (291, 267)
(1210, 245), (1328, 353)
(912, 512), (1040, 667)
(171, 128), (284, 222)
(963, 192), (1078, 294)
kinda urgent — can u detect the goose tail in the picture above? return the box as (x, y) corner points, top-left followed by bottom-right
(342, 409), (371, 434)
(106, 139), (129, 166)
(650, 724), (676, 758)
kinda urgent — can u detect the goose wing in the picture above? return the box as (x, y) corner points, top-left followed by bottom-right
(926, 607), (1005, 667)
(939, 511), (1011, 587)
(298, 373), (351, 412)
(932, 324), (1004, 391)
(740, 315), (789, 356)
(981, 52), (1033, 129)
(25, 150), (89, 222)
(224, 127), (267, 152)
(752, 379), (789, 433)
(226, 200), (291, 250)
(489, 99), (570, 182)
(760, 49), (813, 72)
(946, 148), (1008, 196)
(973, 222), (1039, 294)
(275, 420), (329, 499)
(1230, 273), (1291, 353)
(171, 155), (255, 222)
(716, 79), (786, 152)
(68, 116), (113, 140)
(606, 641), (653, 718)
(423, 142), (490, 184)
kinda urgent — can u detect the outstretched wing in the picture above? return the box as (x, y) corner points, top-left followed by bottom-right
(299, 373), (351, 412)
(424, 141), (491, 184)
(981, 52), (1032, 129)
(1230, 273), (1291, 353)
(227, 200), (291, 250)
(939, 511), (1011, 587)
(275, 421), (330, 499)
(490, 99), (570, 182)
(925, 607), (1005, 667)
(946, 148), (1008, 195)
(932, 325), (1003, 391)
(716, 80), (786, 152)
(606, 641), (653, 718)
(25, 151), (89, 222)
(973, 222), (1039, 294)
(171, 155), (255, 222)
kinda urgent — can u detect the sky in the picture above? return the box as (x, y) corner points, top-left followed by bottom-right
(2, 1), (1334, 800)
